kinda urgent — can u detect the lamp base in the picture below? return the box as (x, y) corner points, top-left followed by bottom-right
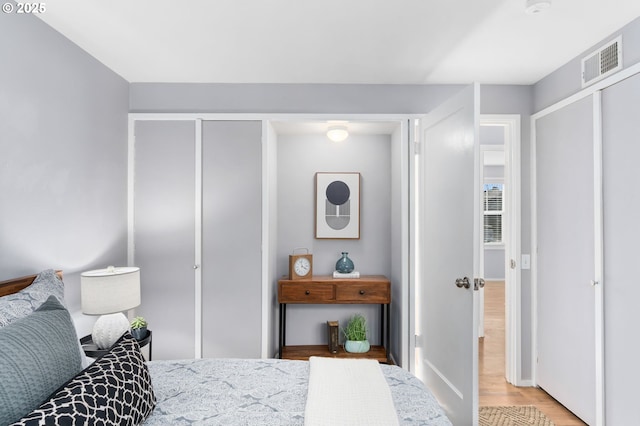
(92, 312), (130, 349)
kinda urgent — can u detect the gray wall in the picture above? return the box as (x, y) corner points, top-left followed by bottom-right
(0, 11), (129, 334)
(130, 83), (465, 114)
(276, 133), (392, 348)
(534, 16), (640, 111)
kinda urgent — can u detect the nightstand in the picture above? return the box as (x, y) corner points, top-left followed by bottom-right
(80, 330), (152, 361)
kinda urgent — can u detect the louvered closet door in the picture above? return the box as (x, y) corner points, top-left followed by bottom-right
(134, 121), (196, 360)
(535, 97), (595, 425)
(201, 121), (262, 358)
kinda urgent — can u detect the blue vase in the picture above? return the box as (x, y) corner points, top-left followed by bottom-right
(336, 252), (354, 273)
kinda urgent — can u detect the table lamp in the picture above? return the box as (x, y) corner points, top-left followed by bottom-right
(81, 266), (141, 349)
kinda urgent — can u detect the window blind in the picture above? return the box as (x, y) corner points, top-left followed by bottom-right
(483, 183), (503, 243)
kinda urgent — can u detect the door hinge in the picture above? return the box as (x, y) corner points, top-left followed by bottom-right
(414, 141), (420, 155)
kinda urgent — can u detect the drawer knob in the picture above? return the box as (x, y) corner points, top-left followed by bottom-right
(305, 290), (310, 295)
(359, 290), (365, 295)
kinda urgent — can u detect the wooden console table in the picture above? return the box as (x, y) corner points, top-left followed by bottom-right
(278, 275), (391, 363)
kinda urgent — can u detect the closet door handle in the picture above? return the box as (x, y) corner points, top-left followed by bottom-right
(193, 265), (199, 269)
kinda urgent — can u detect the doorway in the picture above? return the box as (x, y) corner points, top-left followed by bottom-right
(478, 115), (521, 386)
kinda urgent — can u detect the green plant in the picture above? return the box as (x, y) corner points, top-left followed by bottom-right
(342, 313), (367, 341)
(130, 316), (147, 330)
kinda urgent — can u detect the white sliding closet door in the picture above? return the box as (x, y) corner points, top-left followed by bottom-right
(201, 121), (262, 358)
(535, 96), (596, 425)
(602, 73), (640, 425)
(134, 121), (196, 360)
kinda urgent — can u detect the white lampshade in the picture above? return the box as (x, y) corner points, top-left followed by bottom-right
(81, 266), (140, 315)
(327, 125), (349, 142)
(81, 266), (141, 349)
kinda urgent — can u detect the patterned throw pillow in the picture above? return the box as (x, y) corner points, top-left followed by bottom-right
(0, 269), (64, 327)
(13, 333), (156, 426)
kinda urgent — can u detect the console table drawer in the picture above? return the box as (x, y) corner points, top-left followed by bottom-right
(279, 283), (335, 303)
(336, 282), (390, 303)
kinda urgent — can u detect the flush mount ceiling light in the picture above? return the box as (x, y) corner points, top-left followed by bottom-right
(525, 0), (551, 14)
(327, 124), (349, 142)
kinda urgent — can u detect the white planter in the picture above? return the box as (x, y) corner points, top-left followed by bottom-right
(344, 340), (370, 353)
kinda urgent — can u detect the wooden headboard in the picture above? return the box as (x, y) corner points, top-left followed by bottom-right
(0, 270), (64, 297)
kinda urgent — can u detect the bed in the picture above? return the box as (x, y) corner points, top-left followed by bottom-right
(0, 270), (451, 426)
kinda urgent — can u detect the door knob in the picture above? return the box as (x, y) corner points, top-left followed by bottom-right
(474, 278), (485, 290)
(455, 277), (470, 289)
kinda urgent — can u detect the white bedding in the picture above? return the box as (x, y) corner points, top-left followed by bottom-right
(144, 358), (452, 425)
(304, 357), (399, 426)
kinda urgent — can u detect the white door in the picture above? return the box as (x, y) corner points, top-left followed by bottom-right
(133, 120), (197, 360)
(534, 96), (596, 425)
(602, 72), (640, 425)
(415, 84), (480, 425)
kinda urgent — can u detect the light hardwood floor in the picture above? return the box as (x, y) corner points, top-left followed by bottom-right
(479, 280), (586, 426)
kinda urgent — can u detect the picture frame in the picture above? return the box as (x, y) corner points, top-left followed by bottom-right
(315, 172), (360, 239)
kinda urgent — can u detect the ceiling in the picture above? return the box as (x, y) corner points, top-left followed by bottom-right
(36, 0), (640, 85)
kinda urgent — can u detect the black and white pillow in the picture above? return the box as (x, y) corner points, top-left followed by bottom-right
(13, 333), (156, 426)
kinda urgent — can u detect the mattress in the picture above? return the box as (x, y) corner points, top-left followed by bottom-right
(144, 358), (451, 425)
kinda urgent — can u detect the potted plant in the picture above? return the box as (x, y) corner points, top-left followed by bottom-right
(130, 316), (148, 340)
(342, 313), (370, 353)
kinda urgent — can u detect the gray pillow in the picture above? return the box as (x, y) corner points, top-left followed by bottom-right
(0, 269), (64, 327)
(0, 270), (91, 368)
(0, 296), (83, 425)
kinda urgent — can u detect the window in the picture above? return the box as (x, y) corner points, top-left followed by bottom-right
(483, 183), (503, 244)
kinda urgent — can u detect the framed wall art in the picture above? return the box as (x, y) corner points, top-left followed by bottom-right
(315, 172), (360, 239)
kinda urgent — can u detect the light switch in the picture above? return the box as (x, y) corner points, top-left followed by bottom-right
(521, 254), (531, 269)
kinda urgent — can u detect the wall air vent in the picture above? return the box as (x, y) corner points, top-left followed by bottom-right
(582, 36), (622, 87)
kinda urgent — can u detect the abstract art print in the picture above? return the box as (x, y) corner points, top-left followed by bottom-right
(315, 172), (360, 239)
